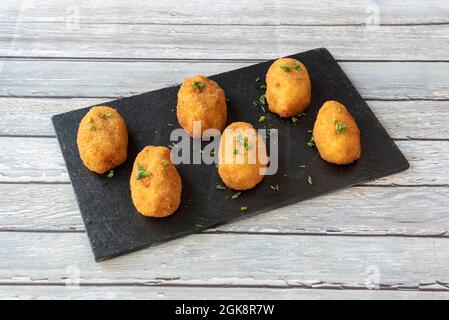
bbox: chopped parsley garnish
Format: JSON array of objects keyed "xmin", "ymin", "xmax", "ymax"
[
  {"xmin": 216, "ymin": 184, "xmax": 226, "ymax": 190},
  {"xmin": 240, "ymin": 206, "xmax": 248, "ymax": 212},
  {"xmin": 307, "ymin": 131, "xmax": 315, "ymax": 147},
  {"xmin": 243, "ymin": 137, "xmax": 251, "ymax": 149},
  {"xmin": 294, "ymin": 64, "xmax": 302, "ymax": 71},
  {"xmin": 168, "ymin": 143, "xmax": 178, "ymax": 149},
  {"xmin": 270, "ymin": 185, "xmax": 280, "ymax": 192},
  {"xmin": 260, "ymin": 84, "xmax": 266, "ymax": 89},
  {"xmin": 135, "ymin": 163, "xmax": 152, "ymax": 180},
  {"xmin": 307, "ymin": 136, "xmax": 314, "ymax": 148},
  {"xmin": 259, "ymin": 115, "xmax": 266, "ymax": 123},
  {"xmin": 88, "ymin": 117, "xmax": 95, "ymax": 131},
  {"xmin": 162, "ymin": 160, "xmax": 169, "ymax": 167},
  {"xmin": 107, "ymin": 170, "xmax": 114, "ymax": 178},
  {"xmin": 259, "ymin": 94, "xmax": 266, "ymax": 105},
  {"xmin": 192, "ymin": 80, "xmax": 204, "ymax": 91},
  {"xmin": 98, "ymin": 113, "xmax": 113, "ymax": 119},
  {"xmin": 255, "ymin": 77, "xmax": 260, "ymax": 82},
  {"xmin": 231, "ymin": 192, "xmax": 242, "ymax": 199},
  {"xmin": 291, "ymin": 116, "xmax": 298, "ymax": 124},
  {"xmin": 280, "ymin": 65, "xmax": 291, "ymax": 72},
  {"xmin": 266, "ymin": 128, "xmax": 274, "ymax": 137},
  {"xmin": 335, "ymin": 122, "xmax": 348, "ymax": 133},
  {"xmin": 307, "ymin": 176, "xmax": 313, "ymax": 185},
  {"xmin": 236, "ymin": 134, "xmax": 252, "ymax": 150}
]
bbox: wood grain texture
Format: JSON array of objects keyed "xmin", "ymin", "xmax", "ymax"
[
  {"xmin": 0, "ymin": 232, "xmax": 448, "ymax": 289},
  {"xmin": 2, "ymin": 0, "xmax": 448, "ymax": 25},
  {"xmin": 1, "ymin": 60, "xmax": 449, "ymax": 99},
  {"xmin": 2, "ymin": 23, "xmax": 449, "ymax": 61},
  {"xmin": 1, "ymin": 184, "xmax": 448, "ymax": 237},
  {"xmin": 0, "ymin": 137, "xmax": 444, "ymax": 185},
  {"xmin": 1, "ymin": 286, "xmax": 448, "ymax": 300},
  {"xmin": 1, "ymin": 98, "xmax": 448, "ymax": 139}
]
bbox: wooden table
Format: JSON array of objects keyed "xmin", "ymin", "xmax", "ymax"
[{"xmin": 1, "ymin": 0, "xmax": 449, "ymax": 300}]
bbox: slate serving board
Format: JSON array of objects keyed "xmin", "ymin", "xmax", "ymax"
[{"xmin": 52, "ymin": 48, "xmax": 409, "ymax": 261}]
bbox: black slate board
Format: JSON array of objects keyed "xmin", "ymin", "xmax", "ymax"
[{"xmin": 52, "ymin": 48, "xmax": 409, "ymax": 261}]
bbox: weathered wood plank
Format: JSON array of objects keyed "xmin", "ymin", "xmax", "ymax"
[
  {"xmin": 1, "ymin": 184, "xmax": 448, "ymax": 237},
  {"xmin": 1, "ymin": 98, "xmax": 448, "ymax": 139},
  {"xmin": 1, "ymin": 285, "xmax": 448, "ymax": 300},
  {"xmin": 2, "ymin": 23, "xmax": 449, "ymax": 61},
  {"xmin": 0, "ymin": 137, "xmax": 445, "ymax": 185},
  {"xmin": 1, "ymin": 60, "xmax": 448, "ymax": 99},
  {"xmin": 0, "ymin": 232, "xmax": 448, "ymax": 288},
  {"xmin": 2, "ymin": 0, "xmax": 448, "ymax": 25}
]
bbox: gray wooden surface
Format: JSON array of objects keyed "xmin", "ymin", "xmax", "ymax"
[{"xmin": 0, "ymin": 0, "xmax": 448, "ymax": 300}]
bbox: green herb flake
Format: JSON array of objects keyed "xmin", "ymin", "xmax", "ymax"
[
  {"xmin": 280, "ymin": 65, "xmax": 291, "ymax": 72},
  {"xmin": 291, "ymin": 116, "xmax": 298, "ymax": 125},
  {"xmin": 335, "ymin": 122, "xmax": 348, "ymax": 134},
  {"xmin": 168, "ymin": 143, "xmax": 178, "ymax": 149},
  {"xmin": 99, "ymin": 113, "xmax": 113, "ymax": 119},
  {"xmin": 107, "ymin": 170, "xmax": 114, "ymax": 178},
  {"xmin": 307, "ymin": 131, "xmax": 315, "ymax": 148},
  {"xmin": 259, "ymin": 115, "xmax": 266, "ymax": 123},
  {"xmin": 270, "ymin": 185, "xmax": 280, "ymax": 192},
  {"xmin": 162, "ymin": 160, "xmax": 169, "ymax": 167},
  {"xmin": 87, "ymin": 117, "xmax": 96, "ymax": 131},
  {"xmin": 240, "ymin": 206, "xmax": 248, "ymax": 212},
  {"xmin": 259, "ymin": 94, "xmax": 266, "ymax": 105},
  {"xmin": 216, "ymin": 184, "xmax": 226, "ymax": 190},
  {"xmin": 243, "ymin": 136, "xmax": 251, "ymax": 150},
  {"xmin": 294, "ymin": 64, "xmax": 302, "ymax": 71},
  {"xmin": 255, "ymin": 77, "xmax": 260, "ymax": 82},
  {"xmin": 226, "ymin": 97, "xmax": 230, "ymax": 102},
  {"xmin": 192, "ymin": 80, "xmax": 205, "ymax": 91},
  {"xmin": 231, "ymin": 192, "xmax": 242, "ymax": 199},
  {"xmin": 260, "ymin": 84, "xmax": 266, "ymax": 89},
  {"xmin": 307, "ymin": 176, "xmax": 313, "ymax": 185},
  {"xmin": 135, "ymin": 163, "xmax": 152, "ymax": 181}
]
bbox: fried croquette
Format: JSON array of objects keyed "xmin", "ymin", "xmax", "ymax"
[
  {"xmin": 266, "ymin": 57, "xmax": 311, "ymax": 117},
  {"xmin": 313, "ymin": 101, "xmax": 361, "ymax": 165},
  {"xmin": 77, "ymin": 106, "xmax": 128, "ymax": 174},
  {"xmin": 218, "ymin": 122, "xmax": 267, "ymax": 190},
  {"xmin": 130, "ymin": 146, "xmax": 182, "ymax": 217},
  {"xmin": 177, "ymin": 75, "xmax": 227, "ymax": 138}
]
